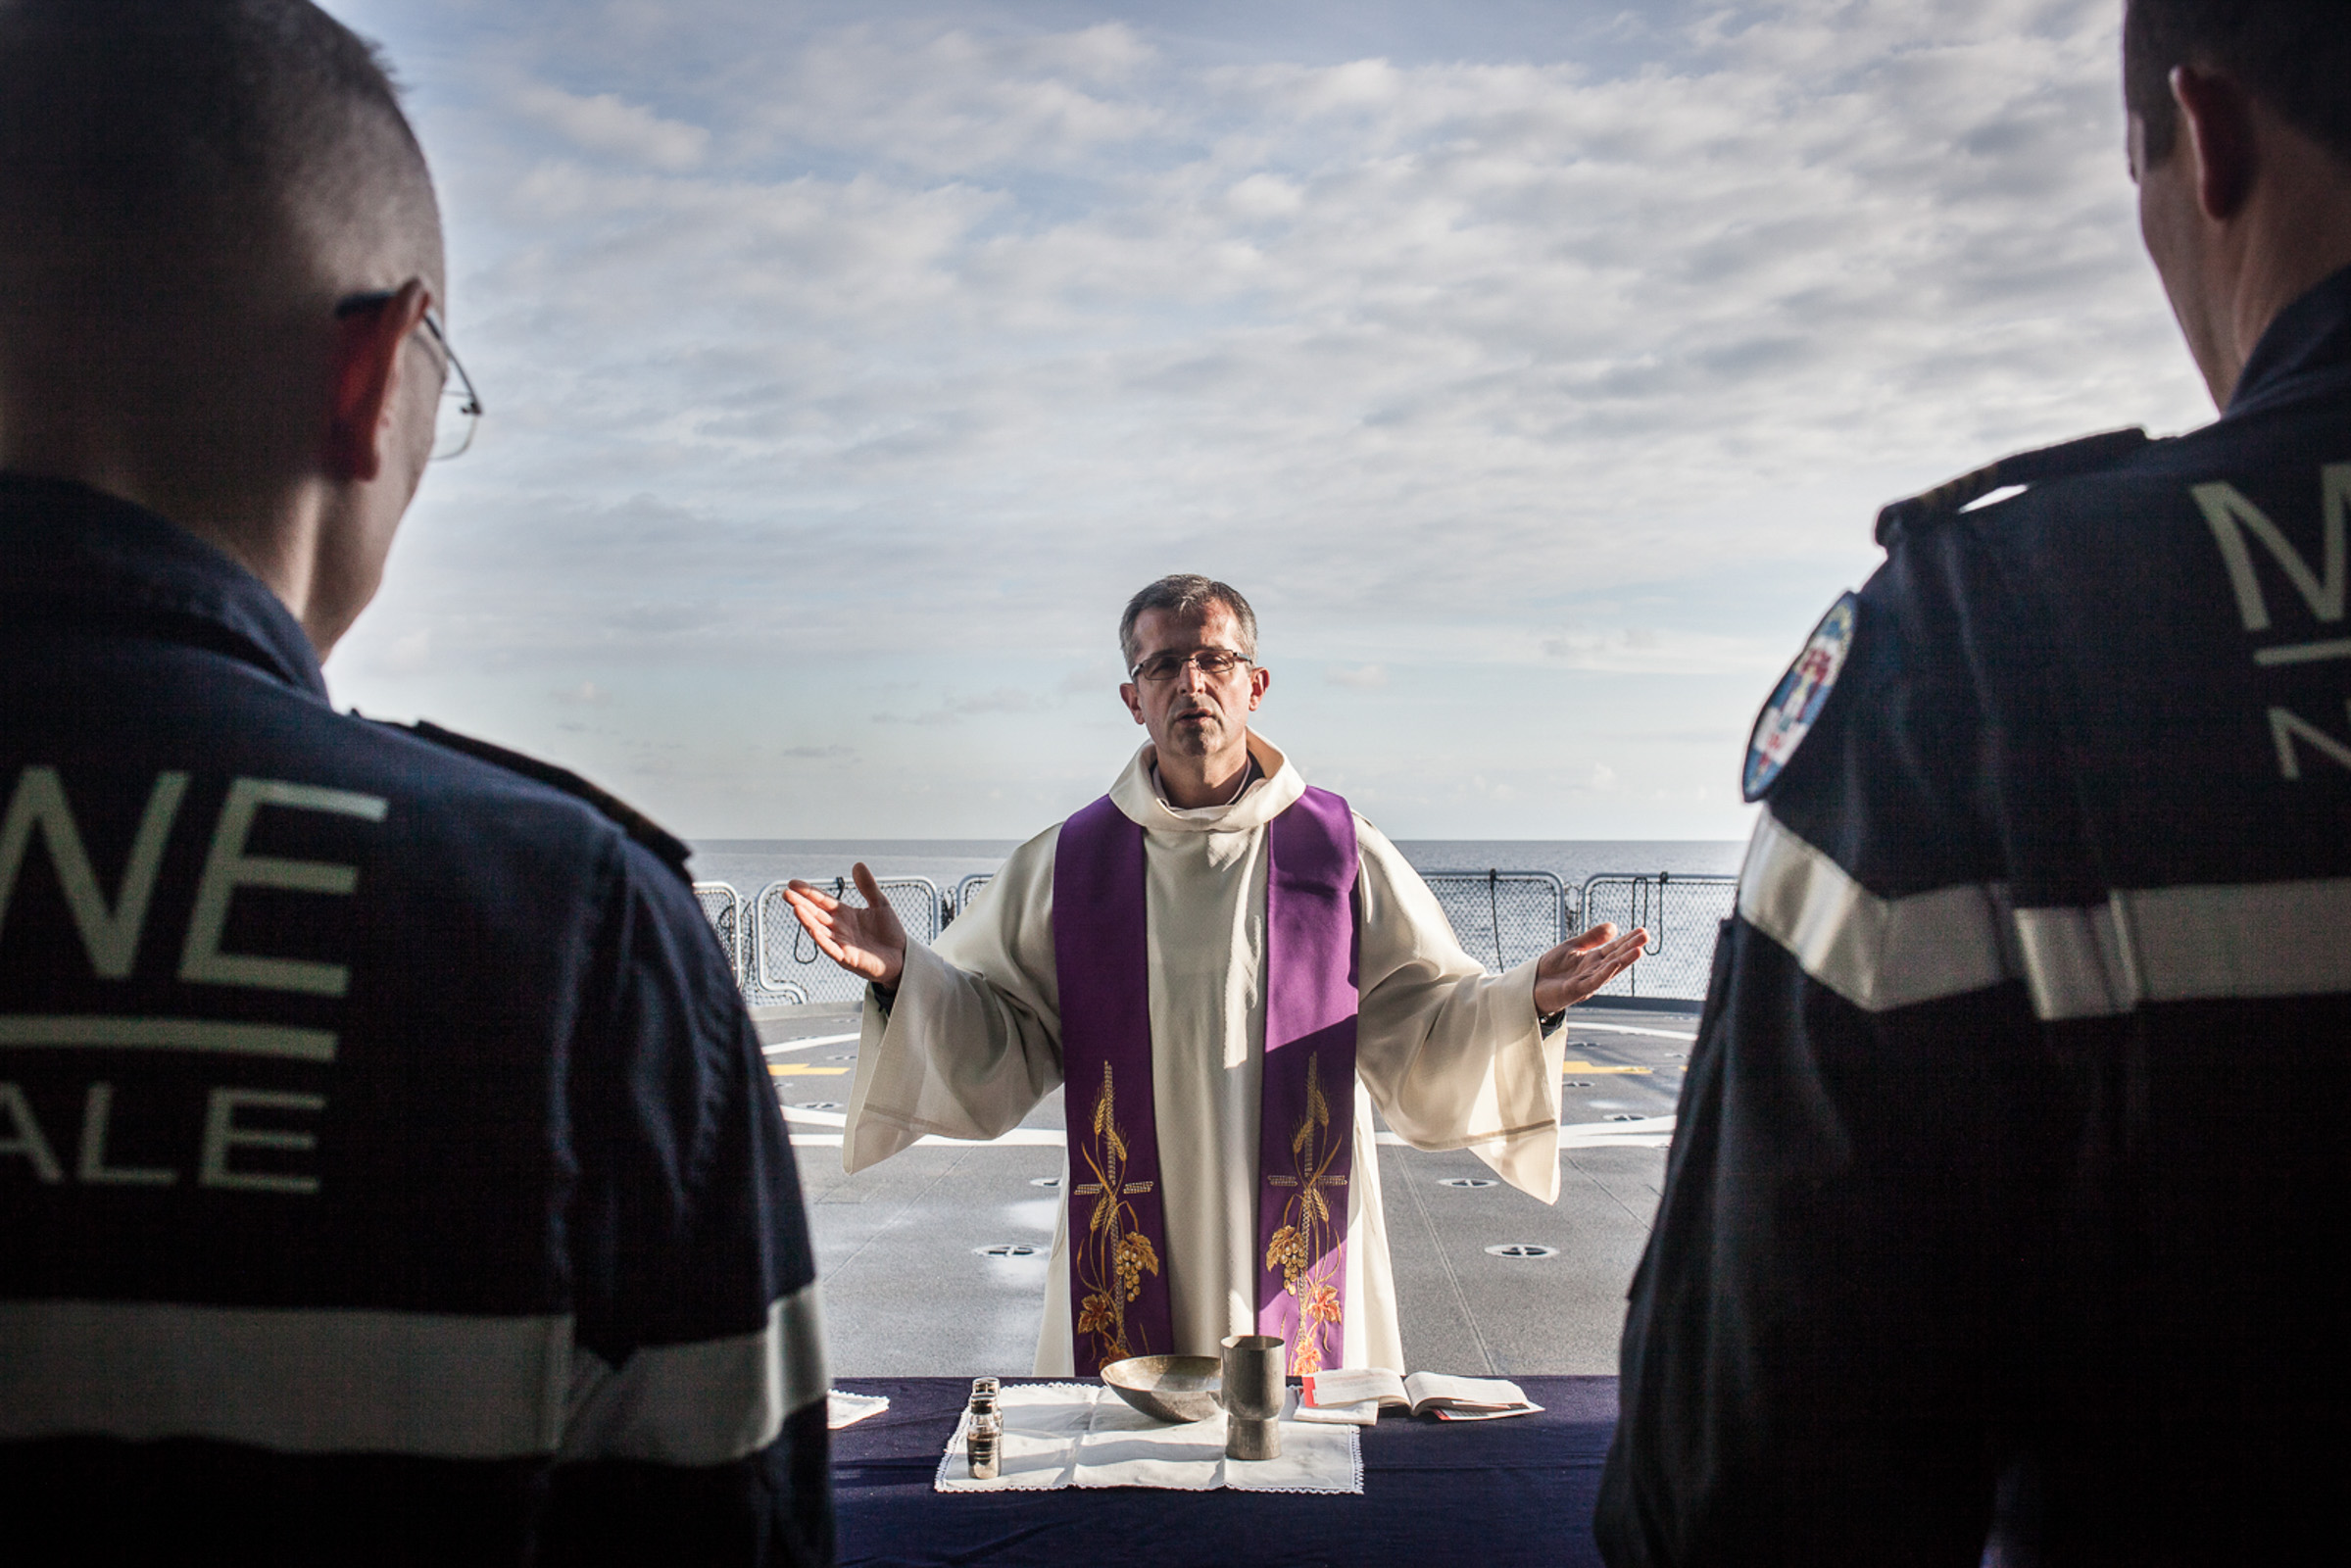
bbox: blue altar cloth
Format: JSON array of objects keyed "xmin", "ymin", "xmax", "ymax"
[{"xmin": 831, "ymin": 1374, "xmax": 1617, "ymax": 1566}]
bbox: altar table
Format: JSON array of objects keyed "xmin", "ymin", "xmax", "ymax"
[{"xmin": 830, "ymin": 1374, "xmax": 1618, "ymax": 1567}]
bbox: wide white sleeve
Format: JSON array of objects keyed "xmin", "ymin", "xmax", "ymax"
[
  {"xmin": 1349, "ymin": 817, "xmax": 1564, "ymax": 1202},
  {"xmin": 839, "ymin": 825, "xmax": 1067, "ymax": 1172}
]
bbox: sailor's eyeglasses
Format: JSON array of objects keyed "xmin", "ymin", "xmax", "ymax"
[
  {"xmin": 333, "ymin": 290, "xmax": 485, "ymax": 461},
  {"xmin": 1130, "ymin": 649, "xmax": 1252, "ymax": 685}
]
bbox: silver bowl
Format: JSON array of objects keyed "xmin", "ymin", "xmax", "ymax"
[{"xmin": 1101, "ymin": 1354, "xmax": 1222, "ymax": 1423}]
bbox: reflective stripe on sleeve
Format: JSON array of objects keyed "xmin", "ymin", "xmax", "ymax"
[
  {"xmin": 560, "ymin": 1280, "xmax": 828, "ymax": 1465},
  {"xmin": 2010, "ymin": 905, "xmax": 2136, "ymax": 1019},
  {"xmin": 1736, "ymin": 808, "xmax": 2015, "ymax": 1012},
  {"xmin": 0, "ymin": 1299, "xmax": 569, "ymax": 1457},
  {"xmin": 2018, "ymin": 879, "xmax": 2351, "ymax": 1018},
  {"xmin": 1739, "ymin": 809, "xmax": 2351, "ymax": 1019},
  {"xmin": 0, "ymin": 1284, "xmax": 828, "ymax": 1466}
]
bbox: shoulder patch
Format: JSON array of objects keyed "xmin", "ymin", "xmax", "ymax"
[
  {"xmin": 1743, "ymin": 592, "xmax": 1857, "ymax": 802},
  {"xmin": 382, "ymin": 717, "xmax": 695, "ymax": 884},
  {"xmin": 1874, "ymin": 425, "xmax": 2149, "ymax": 545}
]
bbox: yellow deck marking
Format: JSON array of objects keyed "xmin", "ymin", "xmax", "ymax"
[
  {"xmin": 768, "ymin": 1064, "xmax": 852, "ymax": 1077},
  {"xmin": 1562, "ymin": 1060, "xmax": 1653, "ymax": 1075}
]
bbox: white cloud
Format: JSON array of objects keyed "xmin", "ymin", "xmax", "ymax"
[
  {"xmin": 872, "ymin": 687, "xmax": 1056, "ymax": 724},
  {"xmin": 1539, "ymin": 627, "xmax": 1770, "ymax": 674},
  {"xmin": 515, "ymin": 83, "xmax": 710, "ymax": 170},
  {"xmin": 385, "ymin": 627, "xmax": 431, "ymax": 672},
  {"xmin": 1226, "ymin": 172, "xmax": 1303, "ymax": 217},
  {"xmin": 742, "ymin": 22, "xmax": 1163, "ymax": 173},
  {"xmin": 324, "ymin": 0, "xmax": 2211, "ymax": 836},
  {"xmin": 1325, "ymin": 663, "xmax": 1387, "ymax": 689}
]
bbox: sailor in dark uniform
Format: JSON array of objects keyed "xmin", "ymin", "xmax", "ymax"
[
  {"xmin": 1598, "ymin": 4, "xmax": 2351, "ymax": 1563},
  {"xmin": 0, "ymin": 5, "xmax": 828, "ymax": 1563}
]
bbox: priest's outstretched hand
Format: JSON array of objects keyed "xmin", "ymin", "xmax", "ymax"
[
  {"xmin": 783, "ymin": 862, "xmax": 907, "ymax": 990},
  {"xmin": 1532, "ymin": 922, "xmax": 1651, "ymax": 1015}
]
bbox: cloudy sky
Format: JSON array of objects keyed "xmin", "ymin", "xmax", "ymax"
[{"xmin": 323, "ymin": 0, "xmax": 2211, "ymax": 841}]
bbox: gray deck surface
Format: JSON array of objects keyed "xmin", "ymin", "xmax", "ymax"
[{"xmin": 759, "ymin": 1002, "xmax": 1689, "ymax": 1378}]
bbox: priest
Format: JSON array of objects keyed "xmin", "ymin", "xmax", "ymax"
[{"xmin": 785, "ymin": 575, "xmax": 1648, "ymax": 1376}]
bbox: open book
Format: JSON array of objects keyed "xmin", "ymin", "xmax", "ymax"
[{"xmin": 1297, "ymin": 1369, "xmax": 1542, "ymax": 1425}]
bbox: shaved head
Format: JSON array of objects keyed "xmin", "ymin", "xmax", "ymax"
[
  {"xmin": 0, "ymin": 0, "xmax": 442, "ymax": 502},
  {"xmin": 0, "ymin": 0, "xmax": 438, "ymax": 293},
  {"xmin": 2125, "ymin": 0, "xmax": 2351, "ymax": 167}
]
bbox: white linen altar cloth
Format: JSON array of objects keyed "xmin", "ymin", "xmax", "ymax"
[{"xmin": 933, "ymin": 1384, "xmax": 1362, "ymax": 1494}]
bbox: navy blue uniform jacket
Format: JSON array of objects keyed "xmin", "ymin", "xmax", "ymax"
[
  {"xmin": 0, "ymin": 478, "xmax": 832, "ymax": 1566},
  {"xmin": 1599, "ymin": 268, "xmax": 2351, "ymax": 1567}
]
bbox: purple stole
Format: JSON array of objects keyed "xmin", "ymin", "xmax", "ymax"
[{"xmin": 1053, "ymin": 785, "xmax": 1360, "ymax": 1378}]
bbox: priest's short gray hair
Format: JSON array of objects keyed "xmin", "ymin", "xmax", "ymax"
[{"xmin": 1119, "ymin": 575, "xmax": 1259, "ymax": 669}]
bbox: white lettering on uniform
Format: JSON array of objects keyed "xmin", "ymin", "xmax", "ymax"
[
  {"xmin": 0, "ymin": 1082, "xmax": 64, "ymax": 1182},
  {"xmin": 76, "ymin": 1082, "xmax": 175, "ymax": 1186},
  {"xmin": 2270, "ymin": 702, "xmax": 2351, "ymax": 779},
  {"xmin": 199, "ymin": 1087, "xmax": 324, "ymax": 1194},
  {"xmin": 0, "ymin": 767, "xmax": 188, "ymax": 978},
  {"xmin": 178, "ymin": 778, "xmax": 386, "ymax": 997},
  {"xmin": 2197, "ymin": 466, "xmax": 2350, "ymax": 632}
]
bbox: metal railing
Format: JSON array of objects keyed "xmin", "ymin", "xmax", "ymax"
[
  {"xmin": 955, "ymin": 873, "xmax": 995, "ymax": 919},
  {"xmin": 693, "ymin": 882, "xmax": 742, "ymax": 976},
  {"xmin": 754, "ymin": 875, "xmax": 949, "ymax": 1004},
  {"xmin": 1415, "ymin": 869, "xmax": 1569, "ymax": 975},
  {"xmin": 719, "ymin": 865, "xmax": 1738, "ymax": 1010},
  {"xmin": 955, "ymin": 866, "xmax": 1572, "ymax": 982},
  {"xmin": 1578, "ymin": 872, "xmax": 1738, "ymax": 1005},
  {"xmin": 692, "ymin": 881, "xmax": 808, "ymax": 1004}
]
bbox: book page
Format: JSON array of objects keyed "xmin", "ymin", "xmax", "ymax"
[
  {"xmin": 1432, "ymin": 1402, "xmax": 1543, "ymax": 1422},
  {"xmin": 1302, "ymin": 1368, "xmax": 1409, "ymax": 1409},
  {"xmin": 1400, "ymin": 1372, "xmax": 1532, "ymax": 1412}
]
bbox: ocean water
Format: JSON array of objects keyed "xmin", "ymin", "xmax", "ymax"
[{"xmin": 685, "ymin": 838, "xmax": 1748, "ymax": 900}]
